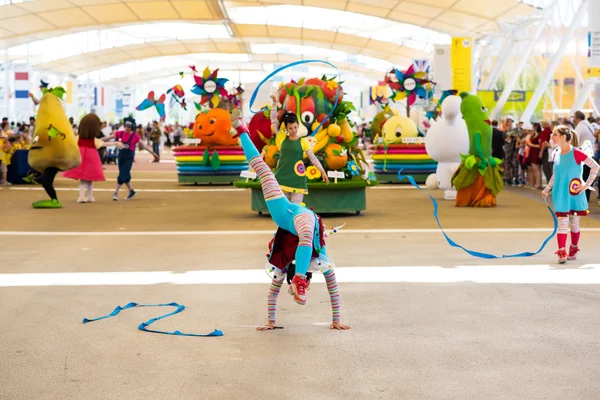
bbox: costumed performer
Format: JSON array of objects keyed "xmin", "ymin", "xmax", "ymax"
[
  {"xmin": 61, "ymin": 113, "xmax": 124, "ymax": 203},
  {"xmin": 102, "ymin": 117, "xmax": 159, "ymax": 201},
  {"xmin": 231, "ymin": 108, "xmax": 349, "ymax": 330},
  {"xmin": 28, "ymin": 86, "xmax": 81, "ymax": 209},
  {"xmin": 450, "ymin": 92, "xmax": 504, "ymax": 207},
  {"xmin": 269, "ymin": 94, "xmax": 328, "ymax": 204},
  {"xmin": 541, "ymin": 125, "xmax": 599, "ymax": 264}
]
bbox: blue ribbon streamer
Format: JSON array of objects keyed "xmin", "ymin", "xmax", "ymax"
[
  {"xmin": 398, "ymin": 171, "xmax": 558, "ymax": 259},
  {"xmin": 82, "ymin": 302, "xmax": 223, "ymax": 337},
  {"xmin": 248, "ymin": 59, "xmax": 340, "ymax": 137}
]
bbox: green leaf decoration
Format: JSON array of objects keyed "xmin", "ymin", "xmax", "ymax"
[
  {"xmin": 50, "ymin": 87, "xmax": 66, "ymax": 99},
  {"xmin": 465, "ymin": 155, "xmax": 477, "ymax": 170},
  {"xmin": 202, "ymin": 148, "xmax": 210, "ymax": 166},
  {"xmin": 194, "ymin": 102, "xmax": 202, "ymax": 111},
  {"xmin": 332, "ymin": 149, "xmax": 341, "ymax": 156},
  {"xmin": 211, "ymin": 150, "xmax": 221, "ymax": 170},
  {"xmin": 305, "ymin": 86, "xmax": 314, "ymax": 96},
  {"xmin": 48, "ymin": 126, "xmax": 59, "ymax": 139}
]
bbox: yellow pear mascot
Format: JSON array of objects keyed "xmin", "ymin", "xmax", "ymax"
[{"xmin": 28, "ymin": 87, "xmax": 81, "ymax": 208}]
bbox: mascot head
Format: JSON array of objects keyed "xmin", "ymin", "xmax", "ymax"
[
  {"xmin": 193, "ymin": 108, "xmax": 238, "ymax": 146},
  {"xmin": 440, "ymin": 95, "xmax": 462, "ymax": 121},
  {"xmin": 277, "ymin": 78, "xmax": 343, "ymax": 137},
  {"xmin": 459, "ymin": 92, "xmax": 491, "ymax": 133},
  {"xmin": 382, "ymin": 115, "xmax": 419, "ymax": 145},
  {"xmin": 28, "ymin": 87, "xmax": 80, "ymax": 172}
]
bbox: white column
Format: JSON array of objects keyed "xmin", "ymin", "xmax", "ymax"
[
  {"xmin": 3, "ymin": 49, "xmax": 9, "ymax": 118},
  {"xmin": 483, "ymin": 37, "xmax": 515, "ymax": 90},
  {"xmin": 520, "ymin": 0, "xmax": 588, "ymax": 123},
  {"xmin": 490, "ymin": 4, "xmax": 555, "ymax": 119}
]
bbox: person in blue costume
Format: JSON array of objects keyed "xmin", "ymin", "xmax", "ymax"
[
  {"xmin": 542, "ymin": 125, "xmax": 599, "ymax": 264},
  {"xmin": 230, "ymin": 109, "xmax": 350, "ymax": 330}
]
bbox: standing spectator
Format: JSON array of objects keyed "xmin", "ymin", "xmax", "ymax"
[
  {"xmin": 491, "ymin": 120, "xmax": 506, "ymax": 161},
  {"xmin": 150, "ymin": 121, "xmax": 162, "ymax": 163},
  {"xmin": 573, "ymin": 111, "xmax": 596, "ymax": 202},
  {"xmin": 97, "ymin": 122, "xmax": 107, "ymax": 165},
  {"xmin": 539, "ymin": 120, "xmax": 553, "ymax": 184},
  {"xmin": 173, "ymin": 122, "xmax": 183, "ymax": 147},
  {"xmin": 503, "ymin": 117, "xmax": 518, "ymax": 186},
  {"xmin": 527, "ymin": 123, "xmax": 542, "ymax": 189}
]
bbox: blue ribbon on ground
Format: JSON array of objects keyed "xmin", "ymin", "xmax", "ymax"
[
  {"xmin": 398, "ymin": 171, "xmax": 558, "ymax": 259},
  {"xmin": 248, "ymin": 59, "xmax": 340, "ymax": 137},
  {"xmin": 82, "ymin": 302, "xmax": 223, "ymax": 337}
]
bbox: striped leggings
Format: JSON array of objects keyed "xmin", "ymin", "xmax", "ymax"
[
  {"xmin": 285, "ymin": 192, "xmax": 304, "ymax": 204},
  {"xmin": 557, "ymin": 215, "xmax": 580, "ymax": 249},
  {"xmin": 242, "ymin": 132, "xmax": 315, "ymax": 276},
  {"xmin": 267, "ymin": 269, "xmax": 341, "ymax": 323}
]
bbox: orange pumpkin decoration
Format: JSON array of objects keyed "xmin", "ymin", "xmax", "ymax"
[
  {"xmin": 262, "ymin": 144, "xmax": 279, "ymax": 169},
  {"xmin": 193, "ymin": 108, "xmax": 238, "ymax": 147},
  {"xmin": 324, "ymin": 143, "xmax": 348, "ymax": 170}
]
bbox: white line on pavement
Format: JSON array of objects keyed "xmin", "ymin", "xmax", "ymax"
[
  {"xmin": 1, "ymin": 265, "xmax": 600, "ymax": 287},
  {"xmin": 0, "ymin": 227, "xmax": 592, "ymax": 236}
]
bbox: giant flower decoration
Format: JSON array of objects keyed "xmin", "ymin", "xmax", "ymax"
[
  {"xmin": 346, "ymin": 160, "xmax": 360, "ymax": 176},
  {"xmin": 385, "ymin": 64, "xmax": 434, "ymax": 106},
  {"xmin": 190, "ymin": 67, "xmax": 229, "ymax": 108},
  {"xmin": 306, "ymin": 165, "xmax": 322, "ymax": 180}
]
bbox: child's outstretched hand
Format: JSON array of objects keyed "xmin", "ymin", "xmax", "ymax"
[{"xmin": 330, "ymin": 322, "xmax": 351, "ymax": 330}]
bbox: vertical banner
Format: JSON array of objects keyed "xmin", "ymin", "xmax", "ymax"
[
  {"xmin": 14, "ymin": 72, "xmax": 29, "ymax": 100},
  {"xmin": 122, "ymin": 92, "xmax": 131, "ymax": 116},
  {"xmin": 65, "ymin": 81, "xmax": 73, "ymax": 104},
  {"xmin": 14, "ymin": 71, "xmax": 30, "ymax": 118},
  {"xmin": 115, "ymin": 91, "xmax": 123, "ymax": 116},
  {"xmin": 451, "ymin": 37, "xmax": 472, "ymax": 93},
  {"xmin": 588, "ymin": 0, "xmax": 600, "ymax": 77},
  {"xmin": 433, "ymin": 45, "xmax": 451, "ymax": 92}
]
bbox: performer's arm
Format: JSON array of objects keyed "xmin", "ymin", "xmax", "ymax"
[
  {"xmin": 305, "ymin": 147, "xmax": 328, "ymax": 183},
  {"xmin": 542, "ymin": 174, "xmax": 554, "ymax": 198},
  {"xmin": 323, "ymin": 269, "xmax": 350, "ymax": 330},
  {"xmin": 575, "ymin": 149, "xmax": 600, "ymax": 190},
  {"xmin": 270, "ymin": 95, "xmax": 279, "ymax": 134}
]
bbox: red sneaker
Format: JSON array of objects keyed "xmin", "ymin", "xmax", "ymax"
[
  {"xmin": 556, "ymin": 248, "xmax": 567, "ymax": 264},
  {"xmin": 567, "ymin": 245, "xmax": 579, "ymax": 261},
  {"xmin": 288, "ymin": 275, "xmax": 309, "ymax": 305}
]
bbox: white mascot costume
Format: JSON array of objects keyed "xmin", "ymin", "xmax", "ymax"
[{"xmin": 424, "ymin": 95, "xmax": 469, "ymax": 200}]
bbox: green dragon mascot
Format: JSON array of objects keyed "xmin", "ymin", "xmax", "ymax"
[{"xmin": 451, "ymin": 92, "xmax": 503, "ymax": 207}]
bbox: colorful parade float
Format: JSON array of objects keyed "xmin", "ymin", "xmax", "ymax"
[
  {"xmin": 173, "ymin": 67, "xmax": 249, "ymax": 184},
  {"xmin": 369, "ymin": 64, "xmax": 438, "ymax": 184},
  {"xmin": 234, "ymin": 76, "xmax": 376, "ymax": 214}
]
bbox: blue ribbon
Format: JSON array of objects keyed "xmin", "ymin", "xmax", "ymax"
[
  {"xmin": 398, "ymin": 172, "xmax": 558, "ymax": 259},
  {"xmin": 248, "ymin": 59, "xmax": 340, "ymax": 137},
  {"xmin": 82, "ymin": 302, "xmax": 223, "ymax": 337}
]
